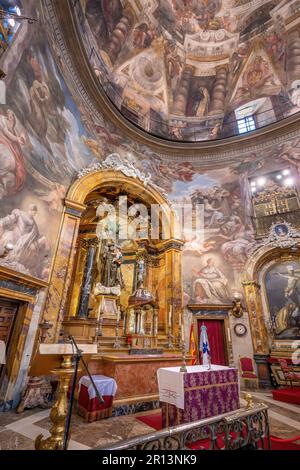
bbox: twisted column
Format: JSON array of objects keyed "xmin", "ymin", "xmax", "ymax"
[
  {"xmin": 107, "ymin": 11, "xmax": 134, "ymax": 64},
  {"xmin": 208, "ymin": 65, "xmax": 228, "ymax": 115},
  {"xmin": 172, "ymin": 66, "xmax": 194, "ymax": 115},
  {"xmin": 286, "ymin": 29, "xmax": 300, "ymax": 82}
]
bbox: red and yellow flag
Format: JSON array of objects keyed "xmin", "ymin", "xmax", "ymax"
[{"xmin": 189, "ymin": 324, "xmax": 197, "ymax": 365}]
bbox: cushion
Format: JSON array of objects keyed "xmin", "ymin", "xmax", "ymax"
[
  {"xmin": 240, "ymin": 357, "xmax": 254, "ymax": 373},
  {"xmin": 241, "ymin": 372, "xmax": 257, "ymax": 379}
]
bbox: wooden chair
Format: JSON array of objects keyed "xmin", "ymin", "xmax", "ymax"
[
  {"xmin": 278, "ymin": 358, "xmax": 300, "ymax": 388},
  {"xmin": 239, "ymin": 356, "xmax": 259, "ymax": 390}
]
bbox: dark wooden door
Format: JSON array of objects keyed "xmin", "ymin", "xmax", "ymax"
[{"xmin": 0, "ymin": 298, "xmax": 19, "ymax": 345}]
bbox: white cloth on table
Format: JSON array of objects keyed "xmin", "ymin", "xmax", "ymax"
[
  {"xmin": 79, "ymin": 375, "xmax": 117, "ymax": 400},
  {"xmin": 157, "ymin": 365, "xmax": 233, "ymax": 410},
  {"xmin": 0, "ymin": 340, "xmax": 6, "ymax": 364}
]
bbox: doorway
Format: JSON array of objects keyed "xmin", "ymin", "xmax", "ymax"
[
  {"xmin": 0, "ymin": 298, "xmax": 20, "ymax": 386},
  {"xmin": 197, "ymin": 318, "xmax": 228, "ymax": 366}
]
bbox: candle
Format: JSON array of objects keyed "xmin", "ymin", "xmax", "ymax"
[
  {"xmin": 97, "ymin": 296, "xmax": 103, "ymax": 321},
  {"xmin": 181, "ymin": 316, "xmax": 185, "ymax": 344},
  {"xmin": 227, "ymin": 327, "xmax": 231, "ymax": 342},
  {"xmin": 169, "ymin": 306, "xmax": 172, "ymax": 328}
]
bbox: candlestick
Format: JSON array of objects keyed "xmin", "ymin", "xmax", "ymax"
[
  {"xmin": 180, "ymin": 313, "xmax": 187, "ymax": 372},
  {"xmin": 168, "ymin": 306, "xmax": 172, "ymax": 328}
]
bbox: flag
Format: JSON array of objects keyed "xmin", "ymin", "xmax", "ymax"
[
  {"xmin": 189, "ymin": 324, "xmax": 197, "ymax": 365},
  {"xmin": 200, "ymin": 325, "xmax": 210, "ymax": 366}
]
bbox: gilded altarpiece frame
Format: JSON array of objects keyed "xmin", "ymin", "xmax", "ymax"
[
  {"xmin": 243, "ymin": 244, "xmax": 300, "ymax": 387},
  {"xmin": 41, "ymin": 170, "xmax": 184, "ymax": 347}
]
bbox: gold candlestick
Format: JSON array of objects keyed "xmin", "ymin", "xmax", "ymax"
[{"xmin": 35, "ymin": 355, "xmax": 76, "ymax": 450}]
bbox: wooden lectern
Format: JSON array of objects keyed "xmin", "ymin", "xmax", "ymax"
[{"xmin": 30, "ymin": 343, "xmax": 97, "ymax": 450}]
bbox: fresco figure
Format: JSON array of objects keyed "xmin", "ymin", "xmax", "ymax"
[
  {"xmin": 0, "ymin": 109, "xmax": 26, "ymax": 199},
  {"xmin": 0, "ymin": 205, "xmax": 49, "ymax": 279},
  {"xmin": 193, "ymin": 258, "xmax": 231, "ymax": 304}
]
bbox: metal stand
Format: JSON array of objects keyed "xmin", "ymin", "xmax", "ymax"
[{"xmin": 63, "ymin": 336, "xmax": 104, "ymax": 450}]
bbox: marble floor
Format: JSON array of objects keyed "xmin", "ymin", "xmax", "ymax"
[{"xmin": 0, "ymin": 392, "xmax": 299, "ymax": 450}]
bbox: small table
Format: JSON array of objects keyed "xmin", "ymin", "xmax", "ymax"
[
  {"xmin": 77, "ymin": 375, "xmax": 117, "ymax": 422},
  {"xmin": 157, "ymin": 365, "xmax": 240, "ymax": 427}
]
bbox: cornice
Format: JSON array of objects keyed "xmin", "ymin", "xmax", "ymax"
[{"xmin": 44, "ymin": 0, "xmax": 300, "ymax": 165}]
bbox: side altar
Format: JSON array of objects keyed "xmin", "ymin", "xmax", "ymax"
[{"xmin": 59, "ymin": 171, "xmax": 186, "ymax": 408}]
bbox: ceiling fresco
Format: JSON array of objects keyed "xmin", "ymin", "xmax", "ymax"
[{"xmin": 77, "ymin": 0, "xmax": 300, "ymax": 141}]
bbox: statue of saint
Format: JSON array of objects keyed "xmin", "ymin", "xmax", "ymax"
[{"xmin": 101, "ymin": 242, "xmax": 124, "ymax": 288}]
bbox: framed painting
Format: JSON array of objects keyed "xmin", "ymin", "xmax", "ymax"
[{"xmin": 265, "ymin": 260, "xmax": 300, "ymax": 340}]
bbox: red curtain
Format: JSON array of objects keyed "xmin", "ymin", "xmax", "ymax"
[{"xmin": 197, "ymin": 319, "xmax": 227, "ymax": 366}]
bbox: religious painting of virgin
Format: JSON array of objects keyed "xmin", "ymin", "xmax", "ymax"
[
  {"xmin": 274, "ymin": 223, "xmax": 289, "ymax": 238},
  {"xmin": 265, "ymin": 260, "xmax": 300, "ymax": 340}
]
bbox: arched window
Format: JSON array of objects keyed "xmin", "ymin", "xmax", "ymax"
[{"xmin": 0, "ymin": 2, "xmax": 22, "ymax": 57}]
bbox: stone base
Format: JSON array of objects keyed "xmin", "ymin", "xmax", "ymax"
[{"xmin": 254, "ymin": 354, "xmax": 272, "ymax": 389}]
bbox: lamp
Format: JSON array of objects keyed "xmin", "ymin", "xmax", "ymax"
[
  {"xmin": 229, "ymin": 293, "xmax": 244, "ymax": 318},
  {"xmin": 0, "ymin": 9, "xmax": 37, "ymax": 25},
  {"xmin": 0, "ymin": 7, "xmax": 37, "ymax": 79}
]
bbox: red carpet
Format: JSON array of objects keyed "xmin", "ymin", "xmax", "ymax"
[
  {"xmin": 137, "ymin": 413, "xmax": 162, "ymax": 431},
  {"xmin": 137, "ymin": 412, "xmax": 300, "ymax": 450},
  {"xmin": 272, "ymin": 387, "xmax": 300, "ymax": 405}
]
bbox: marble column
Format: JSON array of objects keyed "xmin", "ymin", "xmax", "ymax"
[
  {"xmin": 243, "ymin": 280, "xmax": 272, "ymax": 388},
  {"xmin": 107, "ymin": 11, "xmax": 134, "ymax": 64},
  {"xmin": 77, "ymin": 238, "xmax": 98, "ymax": 319},
  {"xmin": 208, "ymin": 65, "xmax": 228, "ymax": 115},
  {"xmin": 286, "ymin": 29, "xmax": 300, "ymax": 82},
  {"xmin": 172, "ymin": 66, "xmax": 194, "ymax": 116}
]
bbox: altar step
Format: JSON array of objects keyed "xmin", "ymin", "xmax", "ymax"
[{"xmin": 97, "ymin": 335, "xmax": 129, "ymax": 352}]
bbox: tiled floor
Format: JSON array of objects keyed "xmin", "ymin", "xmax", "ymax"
[{"xmin": 0, "ymin": 392, "xmax": 299, "ymax": 450}]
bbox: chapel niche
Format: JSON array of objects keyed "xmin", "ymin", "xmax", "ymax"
[{"xmin": 62, "ymin": 176, "xmax": 183, "ymax": 353}]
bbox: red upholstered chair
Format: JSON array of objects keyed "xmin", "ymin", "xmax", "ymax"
[
  {"xmin": 278, "ymin": 358, "xmax": 300, "ymax": 388},
  {"xmin": 239, "ymin": 356, "xmax": 259, "ymax": 390}
]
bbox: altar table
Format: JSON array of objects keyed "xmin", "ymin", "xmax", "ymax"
[
  {"xmin": 77, "ymin": 375, "xmax": 117, "ymax": 422},
  {"xmin": 157, "ymin": 365, "xmax": 240, "ymax": 427}
]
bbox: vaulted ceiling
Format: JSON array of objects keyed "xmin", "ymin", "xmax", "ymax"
[{"xmin": 77, "ymin": 0, "xmax": 300, "ymax": 142}]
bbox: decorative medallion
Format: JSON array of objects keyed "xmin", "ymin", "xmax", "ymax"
[{"xmin": 250, "ymin": 221, "xmax": 300, "ymax": 253}]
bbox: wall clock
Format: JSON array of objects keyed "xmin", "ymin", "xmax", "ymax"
[{"xmin": 234, "ymin": 323, "xmax": 247, "ymax": 337}]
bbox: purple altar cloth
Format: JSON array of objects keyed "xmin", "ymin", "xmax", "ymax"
[{"xmin": 161, "ymin": 367, "xmax": 240, "ymax": 427}]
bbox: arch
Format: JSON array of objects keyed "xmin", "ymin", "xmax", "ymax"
[
  {"xmin": 44, "ymin": 169, "xmax": 183, "ymax": 340},
  {"xmin": 244, "ymin": 244, "xmax": 300, "ymax": 283},
  {"xmin": 65, "ymin": 169, "xmax": 177, "ymax": 239}
]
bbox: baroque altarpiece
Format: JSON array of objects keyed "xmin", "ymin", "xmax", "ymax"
[{"xmin": 61, "ymin": 165, "xmax": 184, "ymax": 358}]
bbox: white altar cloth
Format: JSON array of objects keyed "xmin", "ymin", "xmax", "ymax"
[
  {"xmin": 79, "ymin": 375, "xmax": 117, "ymax": 399},
  {"xmin": 157, "ymin": 365, "xmax": 233, "ymax": 410}
]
